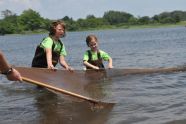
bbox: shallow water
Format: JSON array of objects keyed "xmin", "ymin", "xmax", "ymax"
[{"xmin": 1, "ymin": 26, "xmax": 186, "ymax": 124}]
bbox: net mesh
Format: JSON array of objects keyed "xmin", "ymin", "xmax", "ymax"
[{"xmin": 15, "ymin": 66, "xmax": 186, "ymax": 101}]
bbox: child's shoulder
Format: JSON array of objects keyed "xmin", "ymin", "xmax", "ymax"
[
  {"xmin": 42, "ymin": 37, "xmax": 52, "ymax": 42},
  {"xmin": 99, "ymin": 49, "xmax": 107, "ymax": 54},
  {"xmin": 84, "ymin": 50, "xmax": 90, "ymax": 54}
]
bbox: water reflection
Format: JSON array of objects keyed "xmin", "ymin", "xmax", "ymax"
[
  {"xmin": 165, "ymin": 119, "xmax": 186, "ymax": 124},
  {"xmin": 35, "ymin": 89, "xmax": 114, "ymax": 124},
  {"xmin": 84, "ymin": 69, "xmax": 112, "ymax": 100}
]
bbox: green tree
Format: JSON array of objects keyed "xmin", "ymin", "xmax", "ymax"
[
  {"xmin": 128, "ymin": 17, "xmax": 138, "ymax": 25},
  {"xmin": 0, "ymin": 10, "xmax": 22, "ymax": 34},
  {"xmin": 138, "ymin": 16, "xmax": 150, "ymax": 24},
  {"xmin": 1, "ymin": 9, "xmax": 14, "ymax": 18},
  {"xmin": 171, "ymin": 11, "xmax": 186, "ymax": 21},
  {"xmin": 103, "ymin": 10, "xmax": 133, "ymax": 25},
  {"xmin": 18, "ymin": 9, "xmax": 46, "ymax": 31},
  {"xmin": 62, "ymin": 16, "xmax": 79, "ymax": 31},
  {"xmin": 152, "ymin": 15, "xmax": 160, "ymax": 23},
  {"xmin": 160, "ymin": 17, "xmax": 175, "ymax": 24},
  {"xmin": 86, "ymin": 15, "xmax": 96, "ymax": 19}
]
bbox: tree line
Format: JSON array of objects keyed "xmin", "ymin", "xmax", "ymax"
[{"xmin": 0, "ymin": 9, "xmax": 186, "ymax": 35}]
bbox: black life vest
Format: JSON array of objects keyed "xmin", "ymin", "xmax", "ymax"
[
  {"xmin": 32, "ymin": 38, "xmax": 63, "ymax": 68},
  {"xmin": 86, "ymin": 50, "xmax": 104, "ymax": 69}
]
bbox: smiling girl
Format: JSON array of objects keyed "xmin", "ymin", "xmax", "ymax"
[{"xmin": 83, "ymin": 35, "xmax": 113, "ymax": 70}]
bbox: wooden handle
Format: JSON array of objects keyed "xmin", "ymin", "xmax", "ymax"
[{"xmin": 22, "ymin": 77, "xmax": 102, "ymax": 104}]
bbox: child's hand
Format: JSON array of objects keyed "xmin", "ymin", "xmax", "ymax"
[
  {"xmin": 48, "ymin": 64, "xmax": 55, "ymax": 70},
  {"xmin": 66, "ymin": 66, "xmax": 74, "ymax": 72},
  {"xmin": 108, "ymin": 65, "xmax": 113, "ymax": 69},
  {"xmin": 94, "ymin": 66, "xmax": 99, "ymax": 70}
]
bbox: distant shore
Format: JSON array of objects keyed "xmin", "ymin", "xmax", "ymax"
[
  {"xmin": 79, "ymin": 21, "xmax": 186, "ymax": 31},
  {"xmin": 1, "ymin": 21, "xmax": 186, "ymax": 36}
]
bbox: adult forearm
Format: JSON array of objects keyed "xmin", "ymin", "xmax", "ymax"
[
  {"xmin": 0, "ymin": 51, "xmax": 22, "ymax": 81},
  {"xmin": 0, "ymin": 51, "xmax": 11, "ymax": 72}
]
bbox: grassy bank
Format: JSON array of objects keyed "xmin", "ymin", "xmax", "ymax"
[
  {"xmin": 74, "ymin": 21, "xmax": 186, "ymax": 33},
  {"xmin": 4, "ymin": 21, "xmax": 186, "ymax": 35},
  {"xmin": 128, "ymin": 21, "xmax": 186, "ymax": 29}
]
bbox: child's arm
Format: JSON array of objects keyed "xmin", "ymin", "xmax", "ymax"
[
  {"xmin": 59, "ymin": 55, "xmax": 73, "ymax": 71},
  {"xmin": 45, "ymin": 48, "xmax": 55, "ymax": 69},
  {"xmin": 83, "ymin": 61, "xmax": 99, "ymax": 70},
  {"xmin": 108, "ymin": 57, "xmax": 113, "ymax": 69},
  {"xmin": 101, "ymin": 51, "xmax": 113, "ymax": 69}
]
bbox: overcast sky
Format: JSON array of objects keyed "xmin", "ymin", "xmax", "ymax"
[{"xmin": 0, "ymin": 0, "xmax": 186, "ymax": 20}]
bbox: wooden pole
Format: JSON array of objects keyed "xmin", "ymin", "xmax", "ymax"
[{"xmin": 22, "ymin": 77, "xmax": 113, "ymax": 105}]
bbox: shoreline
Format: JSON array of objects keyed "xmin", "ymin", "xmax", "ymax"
[{"xmin": 1, "ymin": 22, "xmax": 186, "ymax": 36}]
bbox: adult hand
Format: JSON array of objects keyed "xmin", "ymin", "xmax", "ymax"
[{"xmin": 7, "ymin": 68, "xmax": 22, "ymax": 81}]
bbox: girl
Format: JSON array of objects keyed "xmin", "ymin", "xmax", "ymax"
[
  {"xmin": 32, "ymin": 20, "xmax": 72, "ymax": 71},
  {"xmin": 83, "ymin": 35, "xmax": 113, "ymax": 70}
]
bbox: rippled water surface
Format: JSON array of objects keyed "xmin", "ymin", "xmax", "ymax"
[{"xmin": 1, "ymin": 26, "xmax": 186, "ymax": 124}]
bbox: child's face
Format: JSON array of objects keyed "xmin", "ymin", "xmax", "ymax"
[
  {"xmin": 89, "ymin": 40, "xmax": 98, "ymax": 51},
  {"xmin": 54, "ymin": 24, "xmax": 65, "ymax": 39}
]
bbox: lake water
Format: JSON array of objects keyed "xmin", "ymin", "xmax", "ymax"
[{"xmin": 1, "ymin": 26, "xmax": 186, "ymax": 124}]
